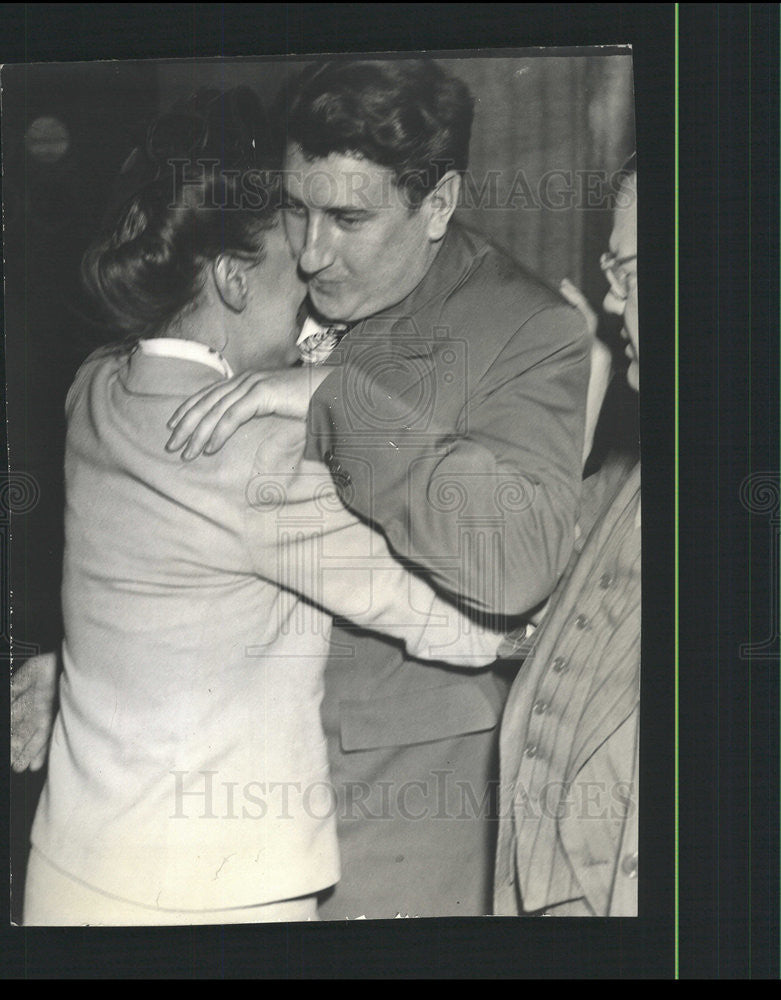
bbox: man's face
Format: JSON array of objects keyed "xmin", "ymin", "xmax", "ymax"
[
  {"xmin": 603, "ymin": 175, "xmax": 639, "ymax": 390},
  {"xmin": 282, "ymin": 145, "xmax": 444, "ymax": 322}
]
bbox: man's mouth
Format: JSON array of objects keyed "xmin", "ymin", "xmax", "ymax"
[{"xmin": 310, "ymin": 278, "xmax": 343, "ymax": 293}]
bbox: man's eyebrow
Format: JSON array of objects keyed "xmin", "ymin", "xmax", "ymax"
[
  {"xmin": 281, "ymin": 188, "xmax": 375, "ymax": 217},
  {"xmin": 327, "ymin": 205, "xmax": 374, "ymax": 218}
]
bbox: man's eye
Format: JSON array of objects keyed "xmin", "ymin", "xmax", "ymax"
[{"xmin": 336, "ymin": 214, "xmax": 365, "ymax": 228}]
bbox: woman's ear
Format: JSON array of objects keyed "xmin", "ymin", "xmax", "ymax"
[
  {"xmin": 423, "ymin": 171, "xmax": 461, "ymax": 241},
  {"xmin": 213, "ymin": 254, "xmax": 248, "ymax": 312}
]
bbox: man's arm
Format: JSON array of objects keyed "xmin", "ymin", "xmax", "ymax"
[{"xmin": 304, "ymin": 303, "xmax": 590, "ymax": 617}]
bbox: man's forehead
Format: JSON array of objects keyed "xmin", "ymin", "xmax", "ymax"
[{"xmin": 283, "ymin": 145, "xmax": 398, "ymax": 210}]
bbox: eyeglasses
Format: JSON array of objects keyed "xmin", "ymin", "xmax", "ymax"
[{"xmin": 600, "ymin": 252, "xmax": 637, "ymax": 301}]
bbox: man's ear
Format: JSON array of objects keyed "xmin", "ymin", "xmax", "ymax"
[
  {"xmin": 424, "ymin": 171, "xmax": 461, "ymax": 241},
  {"xmin": 212, "ymin": 254, "xmax": 248, "ymax": 312}
]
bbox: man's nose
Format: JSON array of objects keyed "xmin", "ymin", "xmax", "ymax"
[{"xmin": 298, "ymin": 215, "xmax": 335, "ymax": 275}]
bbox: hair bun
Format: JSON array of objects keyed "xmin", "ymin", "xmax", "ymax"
[
  {"xmin": 146, "ymin": 86, "xmax": 271, "ymax": 172},
  {"xmin": 84, "ymin": 87, "xmax": 279, "ymax": 341},
  {"xmin": 104, "ymin": 86, "xmax": 274, "ymax": 229}
]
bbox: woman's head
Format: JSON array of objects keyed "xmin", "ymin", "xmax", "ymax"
[{"xmin": 82, "ymin": 89, "xmax": 304, "ymax": 371}]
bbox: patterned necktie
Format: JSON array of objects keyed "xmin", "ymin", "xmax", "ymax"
[{"xmin": 296, "ymin": 316, "xmax": 349, "ymax": 366}]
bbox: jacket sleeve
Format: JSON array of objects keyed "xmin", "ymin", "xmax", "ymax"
[
  {"xmin": 305, "ymin": 303, "xmax": 590, "ymax": 617},
  {"xmin": 243, "ymin": 455, "xmax": 503, "ymax": 667}
]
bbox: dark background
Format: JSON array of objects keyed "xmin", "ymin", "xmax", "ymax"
[{"xmin": 0, "ymin": 2, "xmax": 777, "ymax": 980}]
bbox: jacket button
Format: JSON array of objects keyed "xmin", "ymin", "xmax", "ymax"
[
  {"xmin": 599, "ymin": 573, "xmax": 612, "ymax": 589},
  {"xmin": 533, "ymin": 700, "xmax": 548, "ymax": 715},
  {"xmin": 552, "ymin": 657, "xmax": 567, "ymax": 673},
  {"xmin": 621, "ymin": 852, "xmax": 638, "ymax": 878},
  {"xmin": 574, "ymin": 614, "xmax": 589, "ymax": 630},
  {"xmin": 524, "ymin": 743, "xmax": 538, "ymax": 758}
]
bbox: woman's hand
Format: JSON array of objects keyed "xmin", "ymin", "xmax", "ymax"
[
  {"xmin": 11, "ymin": 651, "xmax": 59, "ymax": 772},
  {"xmin": 166, "ymin": 366, "xmax": 333, "ymax": 460},
  {"xmin": 560, "ymin": 277, "xmax": 598, "ymax": 338}
]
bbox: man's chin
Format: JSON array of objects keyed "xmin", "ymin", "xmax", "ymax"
[
  {"xmin": 309, "ymin": 289, "xmax": 353, "ymax": 324},
  {"xmin": 309, "ymin": 287, "xmax": 392, "ymax": 325}
]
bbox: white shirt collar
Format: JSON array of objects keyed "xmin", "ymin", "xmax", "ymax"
[
  {"xmin": 296, "ymin": 316, "xmax": 322, "ymax": 348},
  {"xmin": 137, "ymin": 337, "xmax": 234, "ymax": 379},
  {"xmin": 296, "ymin": 316, "xmax": 348, "ymax": 347}
]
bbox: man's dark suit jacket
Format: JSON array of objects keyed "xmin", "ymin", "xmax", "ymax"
[{"xmin": 306, "ymin": 222, "xmax": 590, "ymax": 918}]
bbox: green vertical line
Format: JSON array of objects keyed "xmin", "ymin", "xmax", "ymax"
[{"xmin": 674, "ymin": 1, "xmax": 681, "ymax": 982}]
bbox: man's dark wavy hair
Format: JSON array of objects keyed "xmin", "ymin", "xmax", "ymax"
[{"xmin": 281, "ymin": 59, "xmax": 474, "ymax": 207}]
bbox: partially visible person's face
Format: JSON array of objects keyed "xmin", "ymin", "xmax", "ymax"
[
  {"xmin": 282, "ymin": 145, "xmax": 445, "ymax": 322},
  {"xmin": 603, "ymin": 174, "xmax": 638, "ymax": 391},
  {"xmin": 235, "ymin": 221, "xmax": 306, "ymax": 371}
]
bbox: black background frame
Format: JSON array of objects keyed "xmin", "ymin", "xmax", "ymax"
[{"xmin": 1, "ymin": 3, "xmax": 777, "ymax": 980}]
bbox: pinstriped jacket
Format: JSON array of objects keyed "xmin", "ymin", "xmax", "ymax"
[{"xmin": 494, "ymin": 459, "xmax": 641, "ymax": 917}]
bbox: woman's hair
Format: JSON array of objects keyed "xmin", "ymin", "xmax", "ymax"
[{"xmin": 82, "ymin": 88, "xmax": 281, "ymax": 338}]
